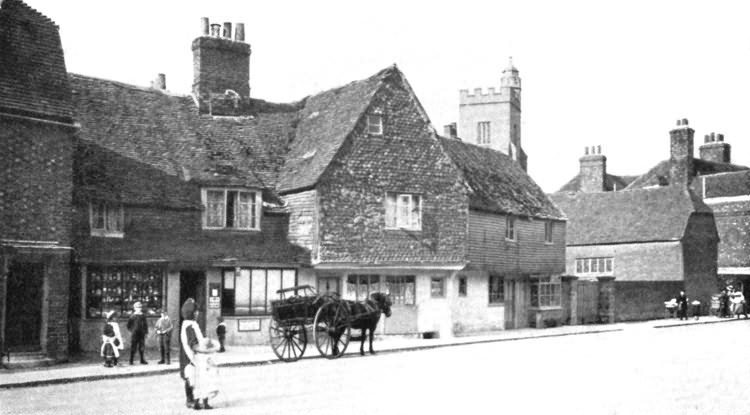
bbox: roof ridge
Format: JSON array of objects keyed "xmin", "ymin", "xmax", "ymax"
[{"xmin": 68, "ymin": 73, "xmax": 190, "ymax": 98}]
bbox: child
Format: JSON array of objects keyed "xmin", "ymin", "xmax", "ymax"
[
  {"xmin": 216, "ymin": 316, "xmax": 227, "ymax": 353},
  {"xmin": 192, "ymin": 337, "xmax": 220, "ymax": 407},
  {"xmin": 101, "ymin": 311, "xmax": 123, "ymax": 367},
  {"xmin": 155, "ymin": 311, "xmax": 173, "ymax": 364},
  {"xmin": 126, "ymin": 301, "xmax": 149, "ymax": 365}
]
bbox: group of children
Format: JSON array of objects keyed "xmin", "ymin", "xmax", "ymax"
[{"xmin": 100, "ymin": 304, "xmax": 228, "ymax": 368}]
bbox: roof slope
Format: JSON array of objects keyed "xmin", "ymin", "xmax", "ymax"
[
  {"xmin": 625, "ymin": 159, "xmax": 749, "ymax": 190},
  {"xmin": 439, "ymin": 136, "xmax": 565, "ymax": 220},
  {"xmin": 0, "ymin": 0, "xmax": 72, "ymax": 122},
  {"xmin": 550, "ymin": 186, "xmax": 711, "ymax": 245},
  {"xmin": 277, "ymin": 67, "xmax": 394, "ymax": 193},
  {"xmin": 557, "ymin": 173, "xmax": 637, "ymax": 193},
  {"xmin": 701, "ymin": 170, "xmax": 750, "ymax": 199},
  {"xmin": 70, "ymin": 74, "xmax": 298, "ymax": 203}
]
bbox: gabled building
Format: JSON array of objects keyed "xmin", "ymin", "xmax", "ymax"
[{"xmin": 0, "ymin": 0, "xmax": 77, "ymax": 362}]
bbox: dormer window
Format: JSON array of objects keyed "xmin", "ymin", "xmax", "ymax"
[
  {"xmin": 90, "ymin": 201, "xmax": 124, "ymax": 238},
  {"xmin": 202, "ymin": 189, "xmax": 261, "ymax": 230},
  {"xmin": 367, "ymin": 114, "xmax": 383, "ymax": 135}
]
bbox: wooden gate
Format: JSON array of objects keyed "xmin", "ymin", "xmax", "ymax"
[{"xmin": 577, "ymin": 280, "xmax": 599, "ymax": 324}]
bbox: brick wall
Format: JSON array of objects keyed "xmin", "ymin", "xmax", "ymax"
[
  {"xmin": 682, "ymin": 213, "xmax": 720, "ymax": 309},
  {"xmin": 710, "ymin": 199, "xmax": 750, "ymax": 268},
  {"xmin": 616, "ymin": 281, "xmax": 683, "ymax": 321},
  {"xmin": 45, "ymin": 254, "xmax": 71, "ymax": 360},
  {"xmin": 316, "ymin": 75, "xmax": 468, "ymax": 264},
  {"xmin": 468, "ymin": 211, "xmax": 565, "ymax": 275}
]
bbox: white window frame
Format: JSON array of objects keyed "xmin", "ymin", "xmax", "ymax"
[
  {"xmin": 89, "ymin": 201, "xmax": 124, "ymax": 238},
  {"xmin": 367, "ymin": 114, "xmax": 383, "ymax": 135},
  {"xmin": 430, "ymin": 277, "xmax": 445, "ymax": 298},
  {"xmin": 544, "ymin": 220, "xmax": 553, "ymax": 244},
  {"xmin": 477, "ymin": 121, "xmax": 491, "ymax": 145},
  {"xmin": 530, "ymin": 275, "xmax": 561, "ymax": 309},
  {"xmin": 385, "ymin": 193, "xmax": 422, "ymax": 230},
  {"xmin": 488, "ymin": 275, "xmax": 504, "ymax": 304},
  {"xmin": 201, "ymin": 188, "xmax": 262, "ymax": 231},
  {"xmin": 575, "ymin": 257, "xmax": 614, "ymax": 276},
  {"xmin": 505, "ymin": 215, "xmax": 516, "ymax": 241}
]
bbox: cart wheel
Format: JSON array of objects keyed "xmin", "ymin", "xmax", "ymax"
[
  {"xmin": 313, "ymin": 301, "xmax": 351, "ymax": 359},
  {"xmin": 269, "ymin": 320, "xmax": 307, "ymax": 362}
]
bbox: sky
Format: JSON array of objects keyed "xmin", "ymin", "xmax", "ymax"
[{"xmin": 21, "ymin": 0, "xmax": 750, "ymax": 193}]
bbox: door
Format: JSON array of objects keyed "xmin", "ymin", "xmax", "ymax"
[
  {"xmin": 5, "ymin": 262, "xmax": 44, "ymax": 350},
  {"xmin": 180, "ymin": 271, "xmax": 206, "ymax": 333},
  {"xmin": 577, "ymin": 280, "xmax": 599, "ymax": 324},
  {"xmin": 504, "ymin": 280, "xmax": 516, "ymax": 329}
]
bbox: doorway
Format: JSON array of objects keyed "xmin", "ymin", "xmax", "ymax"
[
  {"xmin": 504, "ymin": 280, "xmax": 516, "ymax": 329},
  {"xmin": 180, "ymin": 270, "xmax": 206, "ymax": 333},
  {"xmin": 5, "ymin": 262, "xmax": 44, "ymax": 351}
]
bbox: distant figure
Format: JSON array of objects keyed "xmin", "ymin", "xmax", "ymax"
[
  {"xmin": 155, "ymin": 311, "xmax": 173, "ymax": 364},
  {"xmin": 101, "ymin": 310, "xmax": 123, "ymax": 367},
  {"xmin": 216, "ymin": 316, "xmax": 227, "ymax": 353},
  {"xmin": 731, "ymin": 289, "xmax": 747, "ymax": 319},
  {"xmin": 126, "ymin": 301, "xmax": 149, "ymax": 365},
  {"xmin": 719, "ymin": 289, "xmax": 730, "ymax": 318},
  {"xmin": 676, "ymin": 291, "xmax": 688, "ymax": 321}
]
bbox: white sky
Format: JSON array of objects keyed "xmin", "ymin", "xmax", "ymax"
[{"xmin": 23, "ymin": 0, "xmax": 750, "ymax": 192}]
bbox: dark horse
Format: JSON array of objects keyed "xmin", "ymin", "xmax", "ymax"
[{"xmin": 332, "ymin": 292, "xmax": 392, "ymax": 356}]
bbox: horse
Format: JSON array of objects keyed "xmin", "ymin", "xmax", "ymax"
[{"xmin": 329, "ymin": 292, "xmax": 392, "ymax": 356}]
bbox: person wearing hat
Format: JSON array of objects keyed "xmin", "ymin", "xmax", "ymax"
[
  {"xmin": 180, "ymin": 297, "xmax": 219, "ymax": 410},
  {"xmin": 101, "ymin": 310, "xmax": 123, "ymax": 367},
  {"xmin": 126, "ymin": 301, "xmax": 149, "ymax": 365}
]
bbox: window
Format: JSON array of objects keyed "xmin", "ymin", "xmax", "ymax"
[
  {"xmin": 89, "ymin": 201, "xmax": 124, "ymax": 237},
  {"xmin": 221, "ymin": 268, "xmax": 297, "ymax": 315},
  {"xmin": 385, "ymin": 193, "xmax": 422, "ymax": 230},
  {"xmin": 318, "ymin": 277, "xmax": 340, "ymax": 295},
  {"xmin": 477, "ymin": 121, "xmax": 491, "ymax": 145},
  {"xmin": 386, "ymin": 275, "xmax": 416, "ymax": 305},
  {"xmin": 202, "ymin": 189, "xmax": 261, "ymax": 230},
  {"xmin": 430, "ymin": 277, "xmax": 445, "ymax": 298},
  {"xmin": 530, "ymin": 275, "xmax": 561, "ymax": 308},
  {"xmin": 367, "ymin": 114, "xmax": 383, "ymax": 135},
  {"xmin": 575, "ymin": 257, "xmax": 614, "ymax": 276},
  {"xmin": 347, "ymin": 275, "xmax": 381, "ymax": 301},
  {"xmin": 489, "ymin": 275, "xmax": 504, "ymax": 304},
  {"xmin": 86, "ymin": 266, "xmax": 164, "ymax": 318},
  {"xmin": 505, "ymin": 215, "xmax": 516, "ymax": 241},
  {"xmin": 458, "ymin": 276, "xmax": 467, "ymax": 297},
  {"xmin": 544, "ymin": 221, "xmax": 553, "ymax": 244}
]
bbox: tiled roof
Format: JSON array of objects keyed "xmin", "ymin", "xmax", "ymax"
[
  {"xmin": 276, "ymin": 66, "xmax": 393, "ymax": 193},
  {"xmin": 438, "ymin": 136, "xmax": 565, "ymax": 220},
  {"xmin": 0, "ymin": 0, "xmax": 72, "ymax": 122},
  {"xmin": 625, "ymin": 159, "xmax": 749, "ymax": 190},
  {"xmin": 557, "ymin": 173, "xmax": 637, "ymax": 193},
  {"xmin": 701, "ymin": 170, "xmax": 750, "ymax": 199},
  {"xmin": 70, "ymin": 74, "xmax": 298, "ymax": 205},
  {"xmin": 550, "ymin": 186, "xmax": 712, "ymax": 246}
]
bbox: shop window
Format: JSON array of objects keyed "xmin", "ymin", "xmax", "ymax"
[
  {"xmin": 89, "ymin": 201, "xmax": 124, "ymax": 237},
  {"xmin": 318, "ymin": 277, "xmax": 340, "ymax": 295},
  {"xmin": 347, "ymin": 274, "xmax": 380, "ymax": 301},
  {"xmin": 221, "ymin": 268, "xmax": 296, "ymax": 315},
  {"xmin": 431, "ymin": 277, "xmax": 445, "ymax": 298},
  {"xmin": 489, "ymin": 275, "xmax": 504, "ymax": 304},
  {"xmin": 86, "ymin": 266, "xmax": 164, "ymax": 318},
  {"xmin": 530, "ymin": 275, "xmax": 561, "ymax": 308},
  {"xmin": 386, "ymin": 275, "xmax": 415, "ymax": 305},
  {"xmin": 202, "ymin": 188, "xmax": 261, "ymax": 230},
  {"xmin": 458, "ymin": 276, "xmax": 467, "ymax": 297}
]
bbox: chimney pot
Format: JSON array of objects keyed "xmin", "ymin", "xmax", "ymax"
[
  {"xmin": 711, "ymin": 132, "xmax": 716, "ymax": 142},
  {"xmin": 704, "ymin": 134, "xmax": 710, "ymax": 143},
  {"xmin": 223, "ymin": 22, "xmax": 232, "ymax": 39},
  {"xmin": 210, "ymin": 23, "xmax": 221, "ymax": 37},
  {"xmin": 152, "ymin": 73, "xmax": 166, "ymax": 90},
  {"xmin": 200, "ymin": 18, "xmax": 209, "ymax": 36},
  {"xmin": 234, "ymin": 23, "xmax": 245, "ymax": 41},
  {"xmin": 585, "ymin": 147, "xmax": 589, "ymax": 155},
  {"xmin": 597, "ymin": 145, "xmax": 601, "ymax": 155},
  {"xmin": 718, "ymin": 134, "xmax": 724, "ymax": 142},
  {"xmin": 676, "ymin": 119, "xmax": 681, "ymax": 126},
  {"xmin": 682, "ymin": 118, "xmax": 689, "ymax": 126}
]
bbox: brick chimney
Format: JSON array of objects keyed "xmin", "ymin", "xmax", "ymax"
[
  {"xmin": 579, "ymin": 145, "xmax": 606, "ymax": 192},
  {"xmin": 192, "ymin": 17, "xmax": 251, "ymax": 114},
  {"xmin": 443, "ymin": 123, "xmax": 457, "ymax": 138},
  {"xmin": 669, "ymin": 118, "xmax": 694, "ymax": 186},
  {"xmin": 699, "ymin": 132, "xmax": 731, "ymax": 164}
]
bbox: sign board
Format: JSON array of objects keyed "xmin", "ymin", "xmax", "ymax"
[
  {"xmin": 208, "ymin": 282, "xmax": 221, "ymax": 309},
  {"xmin": 208, "ymin": 296, "xmax": 221, "ymax": 309},
  {"xmin": 238, "ymin": 319, "xmax": 261, "ymax": 332}
]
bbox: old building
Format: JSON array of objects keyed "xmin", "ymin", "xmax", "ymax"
[
  {"xmin": 0, "ymin": 0, "xmax": 77, "ymax": 363},
  {"xmin": 553, "ymin": 120, "xmax": 739, "ymax": 320}
]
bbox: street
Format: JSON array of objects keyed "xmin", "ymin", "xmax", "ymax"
[{"xmin": 1, "ymin": 321, "xmax": 748, "ymax": 415}]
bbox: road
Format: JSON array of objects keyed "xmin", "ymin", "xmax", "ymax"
[{"xmin": 1, "ymin": 321, "xmax": 748, "ymax": 415}]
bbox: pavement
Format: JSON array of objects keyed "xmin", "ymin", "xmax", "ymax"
[{"xmin": 0, "ymin": 315, "xmax": 745, "ymax": 389}]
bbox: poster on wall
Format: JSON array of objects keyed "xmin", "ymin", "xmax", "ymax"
[
  {"xmin": 238, "ymin": 319, "xmax": 261, "ymax": 331},
  {"xmin": 208, "ymin": 283, "xmax": 220, "ymax": 309}
]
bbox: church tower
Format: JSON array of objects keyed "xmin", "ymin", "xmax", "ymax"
[{"xmin": 458, "ymin": 58, "xmax": 526, "ymax": 170}]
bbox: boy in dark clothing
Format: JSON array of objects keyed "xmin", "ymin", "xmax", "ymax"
[
  {"xmin": 126, "ymin": 301, "xmax": 149, "ymax": 365},
  {"xmin": 216, "ymin": 316, "xmax": 227, "ymax": 353}
]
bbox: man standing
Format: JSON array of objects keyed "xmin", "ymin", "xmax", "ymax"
[
  {"xmin": 676, "ymin": 291, "xmax": 689, "ymax": 321},
  {"xmin": 127, "ymin": 301, "xmax": 149, "ymax": 365},
  {"xmin": 155, "ymin": 311, "xmax": 173, "ymax": 364}
]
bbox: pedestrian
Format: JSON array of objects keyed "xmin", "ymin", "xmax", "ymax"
[
  {"xmin": 720, "ymin": 288, "xmax": 730, "ymax": 318},
  {"xmin": 180, "ymin": 298, "xmax": 219, "ymax": 410},
  {"xmin": 126, "ymin": 301, "xmax": 149, "ymax": 365},
  {"xmin": 101, "ymin": 310, "xmax": 123, "ymax": 367},
  {"xmin": 676, "ymin": 290, "xmax": 688, "ymax": 321},
  {"xmin": 216, "ymin": 316, "xmax": 227, "ymax": 353},
  {"xmin": 731, "ymin": 288, "xmax": 747, "ymax": 319},
  {"xmin": 155, "ymin": 310, "xmax": 173, "ymax": 364}
]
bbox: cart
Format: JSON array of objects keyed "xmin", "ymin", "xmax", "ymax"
[{"xmin": 268, "ymin": 285, "xmax": 352, "ymax": 362}]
